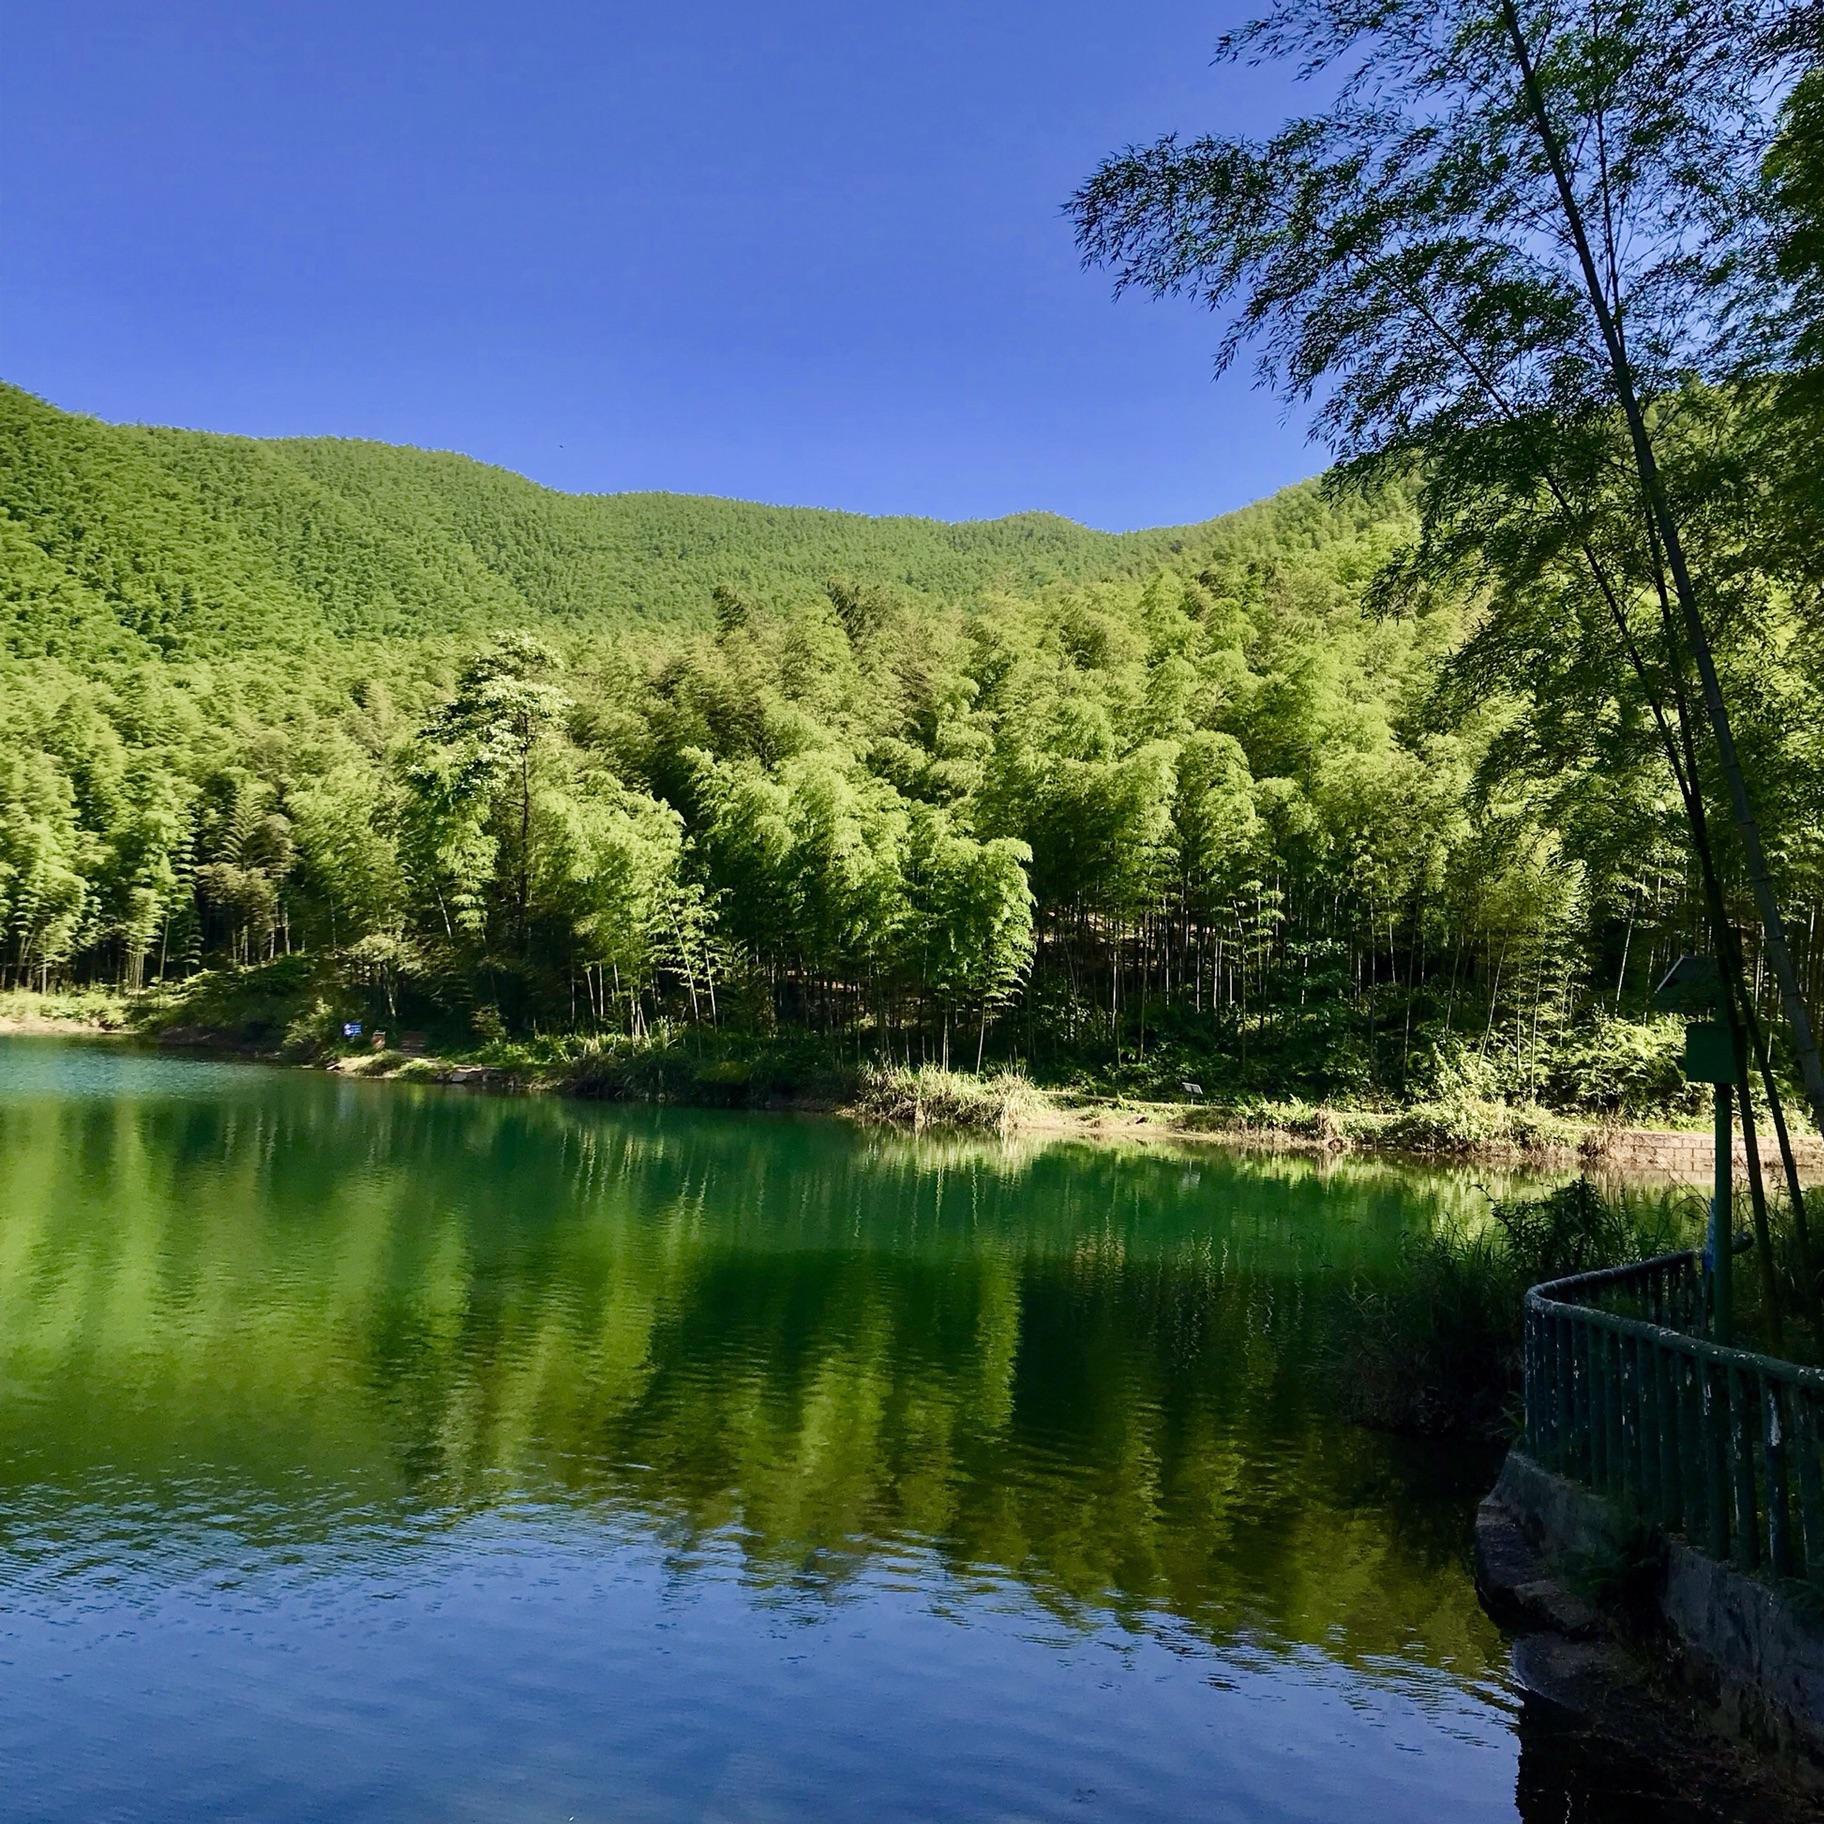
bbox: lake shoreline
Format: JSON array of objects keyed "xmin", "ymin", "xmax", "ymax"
[
  {"xmin": 0, "ymin": 1028, "xmax": 1649, "ymax": 1821},
  {"xmin": 2, "ymin": 1007, "xmax": 1791, "ymax": 1181}
]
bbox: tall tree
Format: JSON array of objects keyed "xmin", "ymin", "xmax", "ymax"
[{"xmin": 404, "ymin": 633, "xmax": 570, "ymax": 958}]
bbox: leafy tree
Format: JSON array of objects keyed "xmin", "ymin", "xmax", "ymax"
[
  {"xmin": 193, "ymin": 772, "xmax": 293, "ymax": 966},
  {"xmin": 403, "ymin": 633, "xmax": 570, "ymax": 955},
  {"xmin": 0, "ymin": 747, "xmax": 88, "ymax": 985}
]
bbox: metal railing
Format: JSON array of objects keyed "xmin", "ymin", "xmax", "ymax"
[{"xmin": 1524, "ymin": 1248, "xmax": 1824, "ymax": 1583}]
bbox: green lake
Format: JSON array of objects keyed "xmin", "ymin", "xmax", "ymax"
[{"xmin": 0, "ymin": 1037, "xmax": 1709, "ymax": 1820}]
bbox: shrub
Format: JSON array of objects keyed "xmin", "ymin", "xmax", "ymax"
[
  {"xmin": 1407, "ymin": 1035, "xmax": 1509, "ymax": 1105},
  {"xmin": 135, "ymin": 955, "xmax": 324, "ymax": 1050},
  {"xmin": 1543, "ymin": 1014, "xmax": 1703, "ymax": 1121},
  {"xmin": 1379, "ymin": 1095, "xmax": 1574, "ymax": 1155},
  {"xmin": 281, "ymin": 999, "xmax": 341, "ymax": 1059},
  {"xmin": 0, "ymin": 986, "xmax": 132, "ymax": 1029}
]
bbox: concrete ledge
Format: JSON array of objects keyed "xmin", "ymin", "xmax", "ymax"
[{"xmin": 1481, "ymin": 1449, "xmax": 1824, "ymax": 1771}]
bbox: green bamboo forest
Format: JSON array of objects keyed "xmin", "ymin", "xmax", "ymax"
[
  {"xmin": 5, "ymin": 371, "xmax": 1824, "ymax": 1117},
  {"xmin": 17, "ymin": 4, "xmax": 1824, "ymax": 1817}
]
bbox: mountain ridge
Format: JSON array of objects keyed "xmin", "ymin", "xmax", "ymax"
[
  {"xmin": 0, "ymin": 381, "xmax": 1408, "ymax": 660},
  {"xmin": 13, "ymin": 387, "xmax": 1234, "ymax": 534}
]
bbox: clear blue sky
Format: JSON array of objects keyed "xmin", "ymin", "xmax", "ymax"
[{"xmin": 6, "ymin": 3, "xmax": 1320, "ymax": 530}]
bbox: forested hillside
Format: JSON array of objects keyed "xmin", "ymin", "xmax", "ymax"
[
  {"xmin": 5, "ymin": 381, "xmax": 1821, "ymax": 1116},
  {"xmin": 1, "ymin": 382, "xmax": 1372, "ymax": 657}
]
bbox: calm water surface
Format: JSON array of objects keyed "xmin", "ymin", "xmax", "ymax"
[{"xmin": 0, "ymin": 1038, "xmax": 1707, "ymax": 1820}]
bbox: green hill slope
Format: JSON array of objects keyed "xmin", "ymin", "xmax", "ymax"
[
  {"xmin": 11, "ymin": 377, "xmax": 1740, "ymax": 1129},
  {"xmin": 0, "ymin": 383, "xmax": 1403, "ymax": 660}
]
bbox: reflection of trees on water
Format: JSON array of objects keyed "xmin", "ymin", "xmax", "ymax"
[{"xmin": 0, "ymin": 1068, "xmax": 1524, "ymax": 1676}]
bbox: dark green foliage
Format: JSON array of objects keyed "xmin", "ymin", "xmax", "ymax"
[{"xmin": 146, "ymin": 954, "xmax": 327, "ymax": 1052}]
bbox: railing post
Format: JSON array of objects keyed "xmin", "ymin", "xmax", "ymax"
[
  {"xmin": 1704, "ymin": 1359, "xmax": 1731, "ymax": 1559},
  {"xmin": 1591, "ymin": 1327, "xmax": 1606, "ymax": 1491},
  {"xmin": 1712, "ymin": 1081, "xmax": 1733, "ymax": 1347},
  {"xmin": 1593, "ymin": 1327, "xmax": 1611, "ymax": 1493},
  {"xmin": 1546, "ymin": 1313, "xmax": 1561, "ymax": 1466},
  {"xmin": 1578, "ymin": 1322, "xmax": 1593, "ymax": 1478},
  {"xmin": 1556, "ymin": 1317, "xmax": 1574, "ymax": 1475},
  {"xmin": 1795, "ymin": 1392, "xmax": 1824, "ymax": 1586},
  {"xmin": 1730, "ymin": 1363, "xmax": 1759, "ymax": 1571},
  {"xmin": 1537, "ymin": 1307, "xmax": 1552, "ymax": 1464},
  {"xmin": 1637, "ymin": 1333, "xmax": 1659, "ymax": 1523},
  {"xmin": 1674, "ymin": 1348, "xmax": 1698, "ymax": 1537},
  {"xmin": 1616, "ymin": 1329, "xmax": 1631, "ymax": 1498},
  {"xmin": 1766, "ymin": 1375, "xmax": 1794, "ymax": 1580},
  {"xmin": 1523, "ymin": 1303, "xmax": 1536, "ymax": 1456},
  {"xmin": 1529, "ymin": 1305, "xmax": 1544, "ymax": 1459},
  {"xmin": 1621, "ymin": 1330, "xmax": 1638, "ymax": 1506}
]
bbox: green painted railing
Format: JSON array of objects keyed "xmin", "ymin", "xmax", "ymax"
[{"xmin": 1524, "ymin": 1249, "xmax": 1824, "ymax": 1583}]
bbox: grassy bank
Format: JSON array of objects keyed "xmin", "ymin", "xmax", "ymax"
[
  {"xmin": 0, "ymin": 986, "xmax": 133, "ymax": 1032},
  {"xmin": 0, "ymin": 975, "xmax": 1770, "ymax": 1159},
  {"xmin": 1337, "ymin": 1174, "xmax": 1824, "ymax": 1436}
]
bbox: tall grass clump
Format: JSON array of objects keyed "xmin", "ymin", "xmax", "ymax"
[
  {"xmin": 1342, "ymin": 1178, "xmax": 1689, "ymax": 1439},
  {"xmin": 853, "ymin": 1063, "xmax": 1044, "ymax": 1135}
]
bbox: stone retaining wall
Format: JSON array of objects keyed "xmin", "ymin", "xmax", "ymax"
[
  {"xmin": 1479, "ymin": 1449, "xmax": 1824, "ymax": 1770},
  {"xmin": 1582, "ymin": 1128, "xmax": 1824, "ymax": 1182}
]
